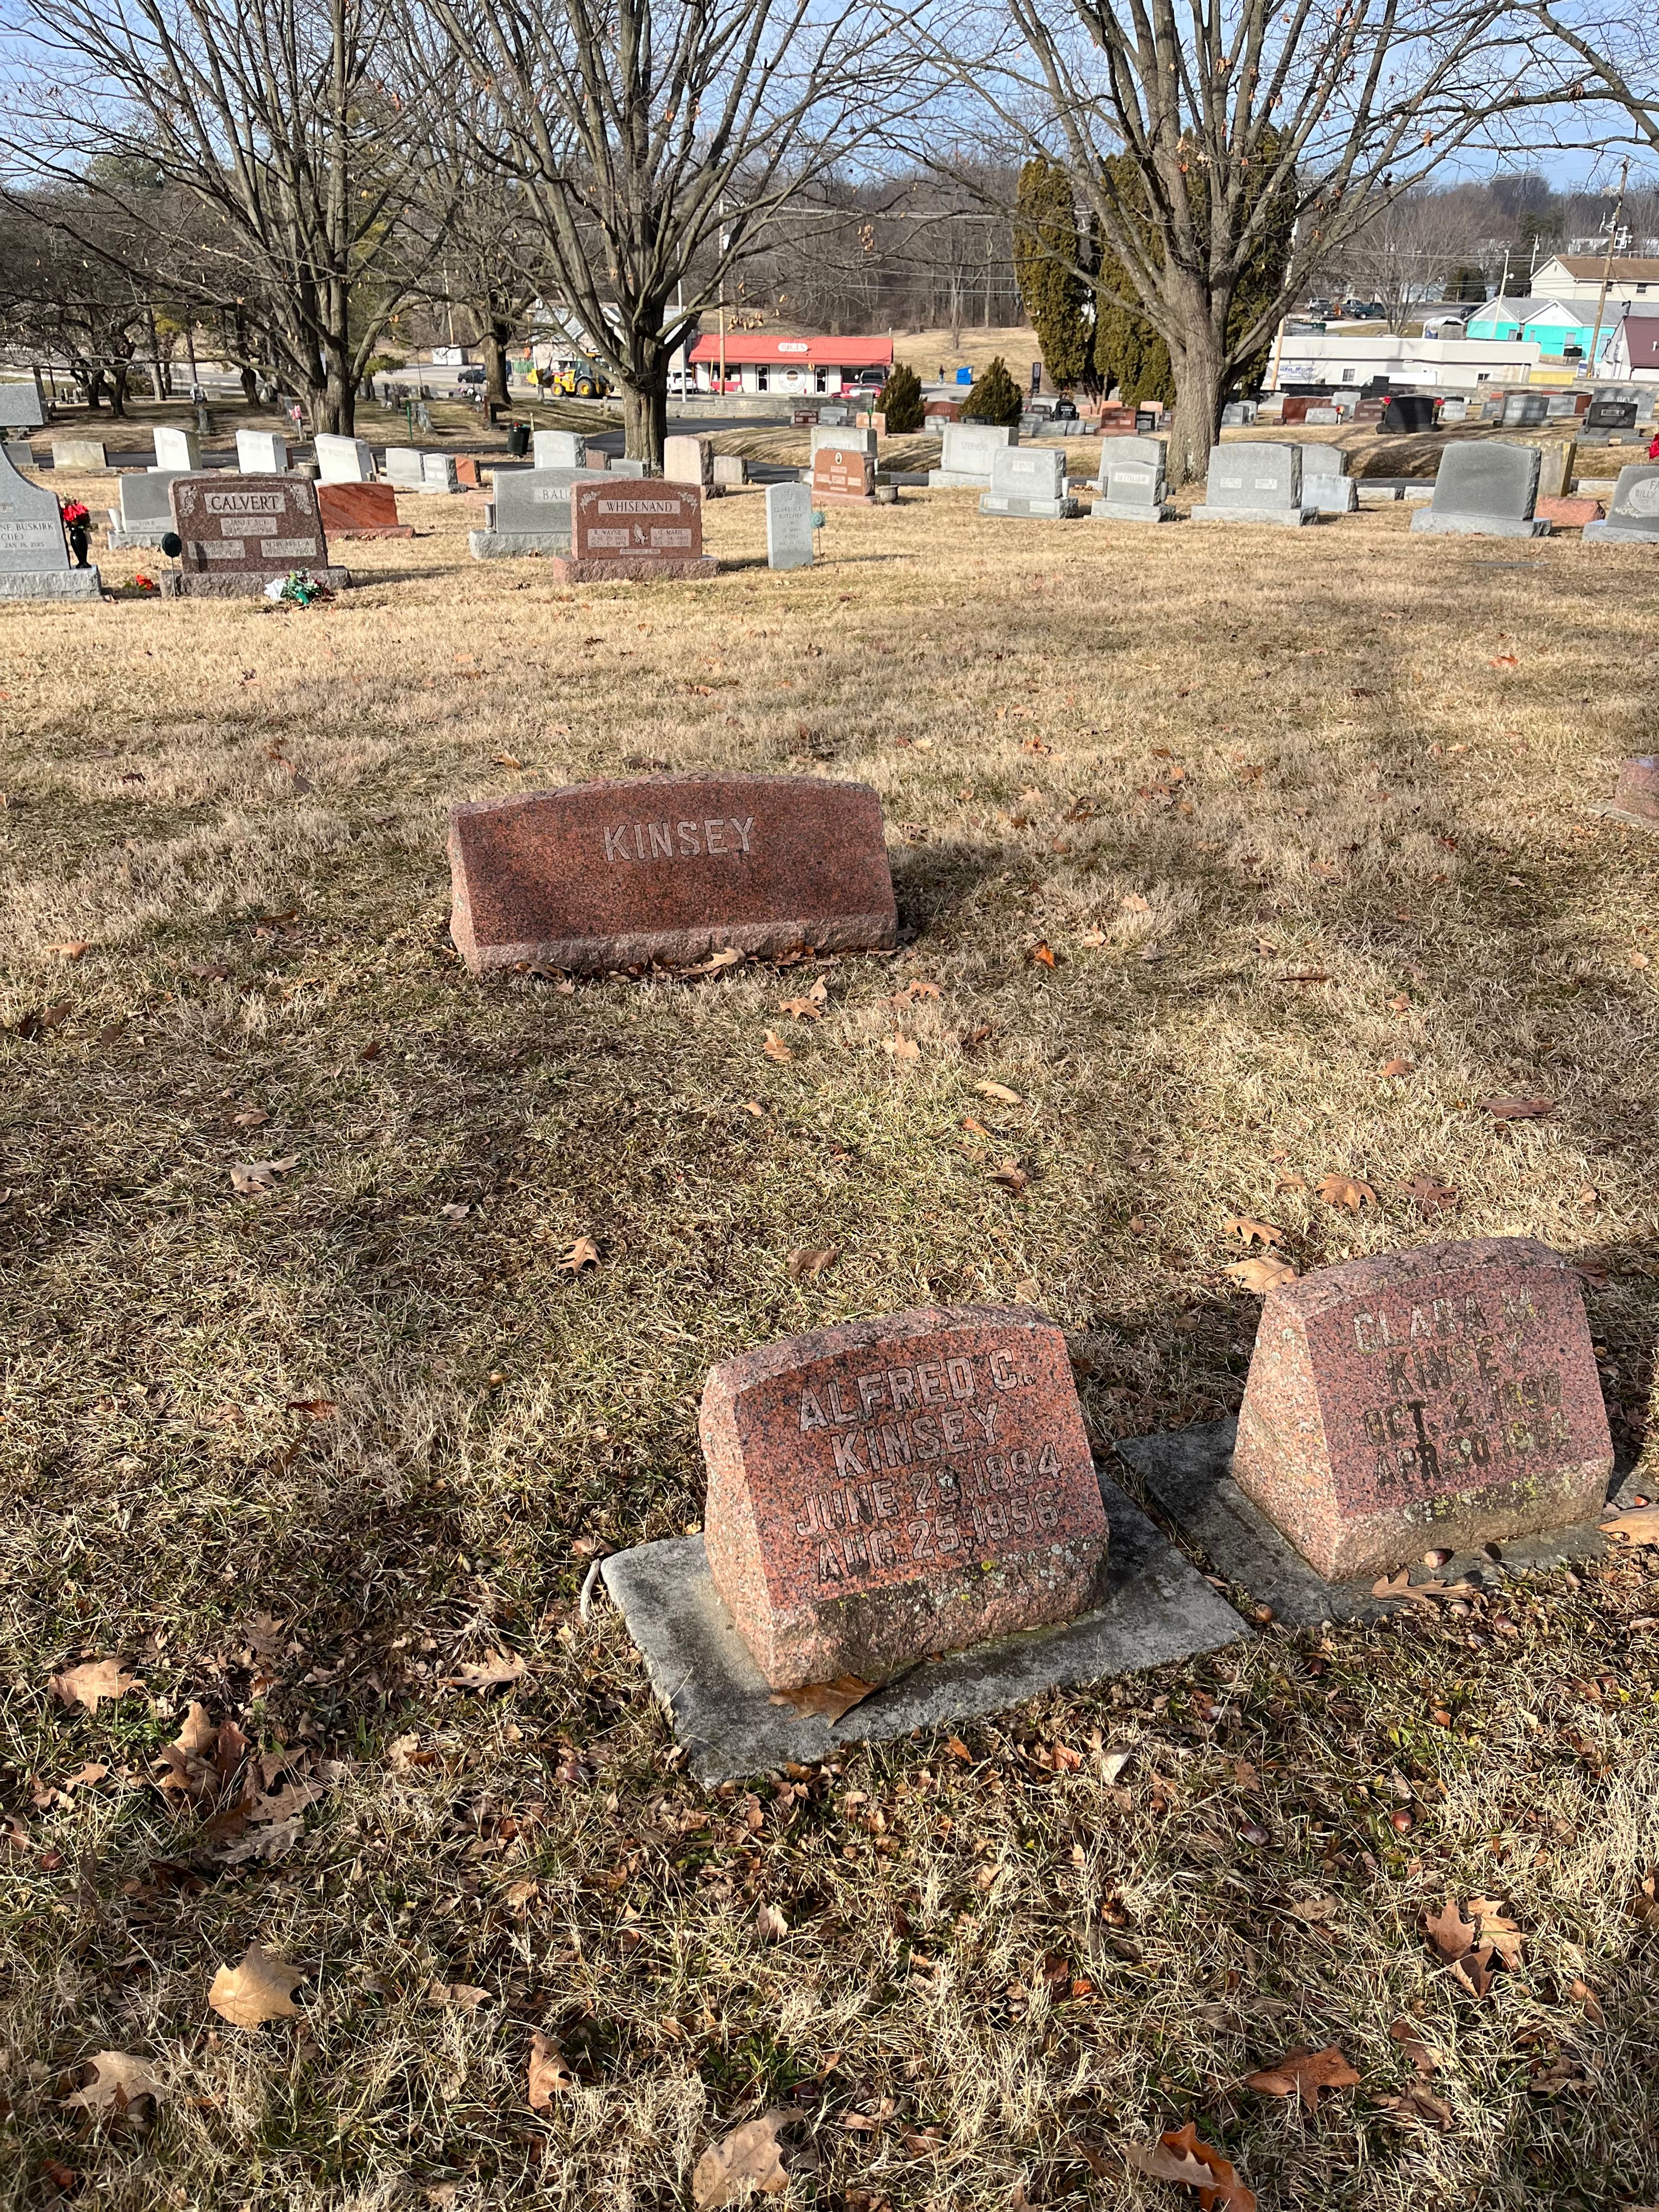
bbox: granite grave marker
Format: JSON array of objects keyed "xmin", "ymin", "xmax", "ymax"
[
  {"xmin": 164, "ymin": 472, "xmax": 347, "ymax": 596},
  {"xmin": 979, "ymin": 445, "xmax": 1078, "ymax": 518},
  {"xmin": 1192, "ymin": 441, "xmax": 1309, "ymax": 526},
  {"xmin": 765, "ymin": 480, "xmax": 815, "ymax": 569},
  {"xmin": 550, "ymin": 479, "xmax": 716, "ymax": 582},
  {"xmin": 1410, "ymin": 441, "xmax": 1547, "ymax": 537},
  {"xmin": 0, "ymin": 446, "xmax": 100, "ymax": 598},
  {"xmin": 1585, "ymin": 462, "xmax": 1659, "ymax": 542},
  {"xmin": 314, "ymin": 433, "xmax": 374, "ymax": 483},
  {"xmin": 153, "ymin": 426, "xmax": 201, "ymax": 471},
  {"xmin": 235, "ymin": 429, "xmax": 288, "ymax": 474},
  {"xmin": 1091, "ymin": 433, "xmax": 1172, "ymax": 522},
  {"xmin": 927, "ymin": 421, "xmax": 1017, "ymax": 488}
]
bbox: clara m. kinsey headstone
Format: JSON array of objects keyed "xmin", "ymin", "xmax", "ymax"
[
  {"xmin": 447, "ymin": 771, "xmax": 896, "ymax": 975},
  {"xmin": 701, "ymin": 1306, "xmax": 1109, "ymax": 1688},
  {"xmin": 1231, "ymin": 1236, "xmax": 1612, "ymax": 1581}
]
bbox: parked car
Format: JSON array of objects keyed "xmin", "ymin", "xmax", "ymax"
[
  {"xmin": 456, "ymin": 365, "xmax": 486, "ymax": 385},
  {"xmin": 850, "ymin": 368, "xmax": 887, "ymax": 391}
]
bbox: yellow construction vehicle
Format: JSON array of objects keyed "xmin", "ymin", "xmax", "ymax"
[{"xmin": 542, "ymin": 353, "xmax": 614, "ymax": 400}]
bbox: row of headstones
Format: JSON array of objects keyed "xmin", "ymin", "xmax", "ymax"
[
  {"xmin": 1224, "ymin": 391, "xmax": 1655, "ymax": 433},
  {"xmin": 442, "ymin": 772, "xmax": 1621, "ymax": 1696}
]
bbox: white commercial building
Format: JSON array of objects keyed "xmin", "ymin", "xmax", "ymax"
[{"xmin": 1267, "ymin": 330, "xmax": 1542, "ymax": 392}]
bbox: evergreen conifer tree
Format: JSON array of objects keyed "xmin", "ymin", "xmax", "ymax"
[
  {"xmin": 962, "ymin": 354, "xmax": 1023, "ymax": 426},
  {"xmin": 1013, "ymin": 155, "xmax": 1096, "ymax": 392},
  {"xmin": 876, "ymin": 362, "xmax": 925, "ymax": 432}
]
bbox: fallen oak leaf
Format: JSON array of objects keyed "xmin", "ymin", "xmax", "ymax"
[
  {"xmin": 446, "ymin": 1648, "xmax": 526, "ymax": 1692},
  {"xmin": 561, "ymin": 1235, "xmax": 600, "ymax": 1272},
  {"xmin": 755, "ymin": 1901, "xmax": 788, "ymax": 1941},
  {"xmin": 786, "ymin": 1246, "xmax": 837, "ymax": 1281},
  {"xmin": 1479, "ymin": 1096, "xmax": 1552, "ymax": 1121},
  {"xmin": 974, "ymin": 1080, "xmax": 1022, "ymax": 1105},
  {"xmin": 988, "ymin": 1159, "xmax": 1029, "ymax": 1193},
  {"xmin": 1316, "ymin": 1173, "xmax": 1377, "ymax": 1212},
  {"xmin": 1124, "ymin": 2141, "xmax": 1214, "ymax": 2189},
  {"xmin": 527, "ymin": 2030, "xmax": 575, "ymax": 2107},
  {"xmin": 691, "ymin": 2111, "xmax": 809, "ymax": 2207},
  {"xmin": 1379, "ymin": 1057, "xmax": 1414, "ymax": 1079},
  {"xmin": 47, "ymin": 941, "xmax": 91, "ymax": 961},
  {"xmin": 883, "ymin": 1033, "xmax": 921, "ymax": 1061},
  {"xmin": 1030, "ymin": 941, "xmax": 1056, "ymax": 967},
  {"xmin": 1222, "ymin": 1216, "xmax": 1284, "ymax": 1248},
  {"xmin": 762, "ymin": 1029, "xmax": 793, "ymax": 1062},
  {"xmin": 1600, "ymin": 1505, "xmax": 1659, "ymax": 1546},
  {"xmin": 1373, "ymin": 2085, "xmax": 1454, "ymax": 2129},
  {"xmin": 1243, "ymin": 2045, "xmax": 1361, "ymax": 2111},
  {"xmin": 1402, "ymin": 1174, "xmax": 1458, "ymax": 1211},
  {"xmin": 1225, "ymin": 1256, "xmax": 1297, "ymax": 1292},
  {"xmin": 207, "ymin": 1942, "xmax": 307, "ymax": 2028},
  {"xmin": 60, "ymin": 2050, "xmax": 166, "ymax": 2115},
  {"xmin": 779, "ymin": 996, "xmax": 822, "ymax": 1020},
  {"xmin": 51, "ymin": 1658, "xmax": 143, "ymax": 1713},
  {"xmin": 769, "ymin": 1674, "xmax": 877, "ymax": 1722},
  {"xmin": 1129, "ymin": 2123, "xmax": 1256, "ymax": 2209},
  {"xmin": 492, "ymin": 752, "xmax": 523, "ymax": 769},
  {"xmin": 229, "ymin": 1154, "xmax": 299, "ymax": 1197},
  {"xmin": 1389, "ymin": 2017, "xmax": 1438, "ymax": 2075}
]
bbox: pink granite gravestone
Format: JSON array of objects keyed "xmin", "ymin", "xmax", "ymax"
[
  {"xmin": 701, "ymin": 1306, "xmax": 1109, "ymax": 1689},
  {"xmin": 448, "ymin": 772, "xmax": 896, "ymax": 975},
  {"xmin": 549, "ymin": 481, "xmax": 716, "ymax": 582},
  {"xmin": 1613, "ymin": 756, "xmax": 1659, "ymax": 823},
  {"xmin": 164, "ymin": 474, "xmax": 349, "ymax": 596},
  {"xmin": 1232, "ymin": 1237, "xmax": 1612, "ymax": 1581}
]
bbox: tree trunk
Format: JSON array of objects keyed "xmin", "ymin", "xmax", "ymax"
[
  {"xmin": 1166, "ymin": 316, "xmax": 1227, "ymax": 489},
  {"xmin": 109, "ymin": 362, "xmax": 129, "ymax": 418},
  {"xmin": 318, "ymin": 333, "xmax": 354, "ymax": 435},
  {"xmin": 479, "ymin": 320, "xmax": 510, "ymax": 406},
  {"xmin": 621, "ymin": 363, "xmax": 668, "ymax": 470}
]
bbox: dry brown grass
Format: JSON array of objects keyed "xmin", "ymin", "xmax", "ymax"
[{"xmin": 2, "ymin": 473, "xmax": 1658, "ymax": 2209}]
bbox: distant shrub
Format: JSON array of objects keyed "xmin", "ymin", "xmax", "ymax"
[
  {"xmin": 962, "ymin": 355, "xmax": 1023, "ymax": 426},
  {"xmin": 876, "ymin": 362, "xmax": 925, "ymax": 433}
]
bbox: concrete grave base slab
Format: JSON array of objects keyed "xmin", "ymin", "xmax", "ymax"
[
  {"xmin": 468, "ymin": 531, "xmax": 569, "ymax": 560},
  {"xmin": 1090, "ymin": 499, "xmax": 1175, "ymax": 522},
  {"xmin": 1120, "ymin": 1417, "xmax": 1640, "ymax": 1631},
  {"xmin": 925, "ymin": 470, "xmax": 996, "ymax": 488},
  {"xmin": 325, "ymin": 524, "xmax": 414, "ymax": 540},
  {"xmin": 161, "ymin": 566, "xmax": 350, "ymax": 599},
  {"xmin": 105, "ymin": 525, "xmax": 172, "ymax": 549},
  {"xmin": 1408, "ymin": 512, "xmax": 1549, "ymax": 537},
  {"xmin": 547, "ymin": 555, "xmax": 718, "ymax": 583},
  {"xmin": 1191, "ymin": 503, "xmax": 1313, "ymax": 527},
  {"xmin": 978, "ymin": 496, "xmax": 1081, "ymax": 518},
  {"xmin": 1584, "ymin": 521, "xmax": 1659, "ymax": 543},
  {"xmin": 810, "ymin": 489, "xmax": 881, "ymax": 505},
  {"xmin": 1587, "ymin": 803, "xmax": 1659, "ymax": 832},
  {"xmin": 0, "ymin": 568, "xmax": 102, "ymax": 599},
  {"xmin": 601, "ymin": 1474, "xmax": 1249, "ymax": 1783}
]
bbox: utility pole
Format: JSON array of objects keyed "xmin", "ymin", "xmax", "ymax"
[{"xmin": 1587, "ymin": 159, "xmax": 1631, "ymax": 384}]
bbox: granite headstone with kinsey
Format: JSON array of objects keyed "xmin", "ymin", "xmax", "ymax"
[
  {"xmin": 1298, "ymin": 443, "xmax": 1357, "ymax": 512},
  {"xmin": 314, "ymin": 433, "xmax": 374, "ymax": 484},
  {"xmin": 1091, "ymin": 433, "xmax": 1171, "ymax": 523},
  {"xmin": 927, "ymin": 421, "xmax": 1017, "ymax": 488},
  {"xmin": 701, "ymin": 1306, "xmax": 1110, "ymax": 1689},
  {"xmin": 1192, "ymin": 441, "xmax": 1309, "ymax": 526},
  {"xmin": 0, "ymin": 445, "xmax": 100, "ymax": 598},
  {"xmin": 447, "ymin": 771, "xmax": 896, "ymax": 976},
  {"xmin": 765, "ymin": 480, "xmax": 815, "ymax": 570},
  {"xmin": 1410, "ymin": 441, "xmax": 1547, "ymax": 538},
  {"xmin": 153, "ymin": 426, "xmax": 201, "ymax": 472},
  {"xmin": 467, "ymin": 464, "xmax": 607, "ymax": 558},
  {"xmin": 1585, "ymin": 462, "xmax": 1659, "ymax": 543},
  {"xmin": 106, "ymin": 469, "xmax": 189, "ymax": 548},
  {"xmin": 236, "ymin": 429, "xmax": 288, "ymax": 474},
  {"xmin": 1231, "ymin": 1236, "xmax": 1612, "ymax": 1582},
  {"xmin": 979, "ymin": 445, "xmax": 1078, "ymax": 518},
  {"xmin": 163, "ymin": 472, "xmax": 347, "ymax": 597}
]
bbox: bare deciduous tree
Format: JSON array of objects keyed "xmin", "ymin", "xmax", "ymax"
[{"xmin": 1336, "ymin": 190, "xmax": 1487, "ymax": 331}]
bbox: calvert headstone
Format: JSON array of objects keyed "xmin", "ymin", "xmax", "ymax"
[
  {"xmin": 1092, "ymin": 433, "xmax": 1171, "ymax": 523},
  {"xmin": 0, "ymin": 446, "xmax": 100, "ymax": 598},
  {"xmin": 106, "ymin": 469, "xmax": 188, "ymax": 548},
  {"xmin": 163, "ymin": 473, "xmax": 347, "ymax": 597},
  {"xmin": 153, "ymin": 426, "xmax": 201, "ymax": 471},
  {"xmin": 701, "ymin": 1306, "xmax": 1109, "ymax": 1688},
  {"xmin": 979, "ymin": 445, "xmax": 1077, "ymax": 518},
  {"xmin": 664, "ymin": 434, "xmax": 714, "ymax": 492},
  {"xmin": 1305, "ymin": 405, "xmax": 1340, "ymax": 425},
  {"xmin": 1584, "ymin": 463, "xmax": 1659, "ymax": 543},
  {"xmin": 765, "ymin": 481, "xmax": 815, "ymax": 570},
  {"xmin": 1232, "ymin": 1237, "xmax": 1612, "ymax": 1582},
  {"xmin": 467, "ymin": 464, "xmax": 607, "ymax": 559},
  {"xmin": 314, "ymin": 433, "xmax": 374, "ymax": 484},
  {"xmin": 1410, "ymin": 441, "xmax": 1546, "ymax": 538},
  {"xmin": 1193, "ymin": 441, "xmax": 1309, "ymax": 526},
  {"xmin": 447, "ymin": 772, "xmax": 896, "ymax": 976},
  {"xmin": 550, "ymin": 479, "xmax": 716, "ymax": 583},
  {"xmin": 927, "ymin": 421, "xmax": 1017, "ymax": 488},
  {"xmin": 1298, "ymin": 444, "xmax": 1357, "ymax": 512},
  {"xmin": 236, "ymin": 429, "xmax": 289, "ymax": 474}
]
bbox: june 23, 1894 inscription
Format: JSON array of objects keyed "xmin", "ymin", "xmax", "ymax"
[
  {"xmin": 1231, "ymin": 1236, "xmax": 1613, "ymax": 1581},
  {"xmin": 447, "ymin": 771, "xmax": 896, "ymax": 975},
  {"xmin": 701, "ymin": 1306, "xmax": 1109, "ymax": 1690}
]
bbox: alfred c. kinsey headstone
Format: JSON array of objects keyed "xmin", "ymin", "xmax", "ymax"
[
  {"xmin": 163, "ymin": 473, "xmax": 350, "ymax": 596},
  {"xmin": 448, "ymin": 771, "xmax": 895, "ymax": 976},
  {"xmin": 702, "ymin": 1306, "xmax": 1109, "ymax": 1688},
  {"xmin": 547, "ymin": 480, "xmax": 716, "ymax": 582},
  {"xmin": 0, "ymin": 445, "xmax": 101, "ymax": 597},
  {"xmin": 1231, "ymin": 1237, "xmax": 1612, "ymax": 1582}
]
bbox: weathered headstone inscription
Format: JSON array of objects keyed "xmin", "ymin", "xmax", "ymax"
[
  {"xmin": 420, "ymin": 452, "xmax": 459, "ymax": 495},
  {"xmin": 1410, "ymin": 441, "xmax": 1546, "ymax": 538},
  {"xmin": 811, "ymin": 443, "xmax": 876, "ymax": 504},
  {"xmin": 0, "ymin": 446, "xmax": 100, "ymax": 598},
  {"xmin": 927, "ymin": 421, "xmax": 1017, "ymax": 488},
  {"xmin": 106, "ymin": 469, "xmax": 188, "ymax": 548},
  {"xmin": 236, "ymin": 429, "xmax": 289, "ymax": 474},
  {"xmin": 1297, "ymin": 443, "xmax": 1357, "ymax": 512},
  {"xmin": 765, "ymin": 480, "xmax": 815, "ymax": 569},
  {"xmin": 701, "ymin": 1306, "xmax": 1110, "ymax": 1688},
  {"xmin": 712, "ymin": 453, "xmax": 747, "ymax": 489},
  {"xmin": 447, "ymin": 772, "xmax": 896, "ymax": 976},
  {"xmin": 316, "ymin": 481, "xmax": 412, "ymax": 538},
  {"xmin": 1585, "ymin": 463, "xmax": 1659, "ymax": 543},
  {"xmin": 1193, "ymin": 441, "xmax": 1309, "ymax": 526},
  {"xmin": 467, "ymin": 465, "xmax": 607, "ymax": 559},
  {"xmin": 1092, "ymin": 433, "xmax": 1171, "ymax": 523},
  {"xmin": 1232, "ymin": 1237, "xmax": 1612, "ymax": 1582},
  {"xmin": 549, "ymin": 480, "xmax": 716, "ymax": 582},
  {"xmin": 979, "ymin": 446, "xmax": 1077, "ymax": 518},
  {"xmin": 1611, "ymin": 755, "xmax": 1659, "ymax": 821},
  {"xmin": 533, "ymin": 429, "xmax": 590, "ymax": 470},
  {"xmin": 153, "ymin": 426, "xmax": 201, "ymax": 471},
  {"xmin": 1586, "ymin": 398, "xmax": 1639, "ymax": 432},
  {"xmin": 1503, "ymin": 392, "xmax": 1549, "ymax": 428},
  {"xmin": 164, "ymin": 473, "xmax": 348, "ymax": 596},
  {"xmin": 314, "ymin": 433, "xmax": 374, "ymax": 483}
]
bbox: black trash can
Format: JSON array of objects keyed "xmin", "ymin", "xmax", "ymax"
[{"xmin": 507, "ymin": 423, "xmax": 530, "ymax": 458}]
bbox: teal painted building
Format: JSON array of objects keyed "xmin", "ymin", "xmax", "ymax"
[{"xmin": 1463, "ymin": 297, "xmax": 1628, "ymax": 365}]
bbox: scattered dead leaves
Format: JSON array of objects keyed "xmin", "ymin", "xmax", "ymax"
[
  {"xmin": 988, "ymin": 1159, "xmax": 1029, "ymax": 1194},
  {"xmin": 50, "ymin": 1658, "xmax": 142, "ymax": 1713},
  {"xmin": 1379, "ymin": 1057, "xmax": 1414, "ymax": 1079},
  {"xmin": 755, "ymin": 1901, "xmax": 789, "ymax": 1941},
  {"xmin": 882, "ymin": 1034, "xmax": 921, "ymax": 1062},
  {"xmin": 1125, "ymin": 2124, "xmax": 1255, "ymax": 2209},
  {"xmin": 1222, "ymin": 1217, "xmax": 1284, "ymax": 1248},
  {"xmin": 1317, "ymin": 1173, "xmax": 1377, "ymax": 1212},
  {"xmin": 1402, "ymin": 1175, "xmax": 1459, "ymax": 1212},
  {"xmin": 1424, "ymin": 1895, "xmax": 1522, "ymax": 1996},
  {"xmin": 445, "ymin": 1648, "xmax": 527, "ymax": 1693},
  {"xmin": 228, "ymin": 1154, "xmax": 299, "ymax": 1197},
  {"xmin": 974, "ymin": 1081, "xmax": 1022, "ymax": 1105},
  {"xmin": 1244, "ymin": 2045, "xmax": 1360, "ymax": 2110},
  {"xmin": 207, "ymin": 1944, "xmax": 307, "ymax": 2028},
  {"xmin": 769, "ymin": 1675, "xmax": 877, "ymax": 1723},
  {"xmin": 763, "ymin": 1030, "xmax": 794, "ymax": 1062}
]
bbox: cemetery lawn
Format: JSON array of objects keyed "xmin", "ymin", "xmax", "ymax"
[{"xmin": 3, "ymin": 477, "xmax": 1659, "ymax": 2211}]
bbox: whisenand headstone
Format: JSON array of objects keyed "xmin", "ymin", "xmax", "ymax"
[
  {"xmin": 1503, "ymin": 392, "xmax": 1549, "ymax": 428},
  {"xmin": 1192, "ymin": 440, "xmax": 1309, "ymax": 526},
  {"xmin": 979, "ymin": 445, "xmax": 1078, "ymax": 518},
  {"xmin": 163, "ymin": 472, "xmax": 348, "ymax": 597},
  {"xmin": 701, "ymin": 1305, "xmax": 1110, "ymax": 1688},
  {"xmin": 927, "ymin": 421, "xmax": 1017, "ymax": 488},
  {"xmin": 664, "ymin": 434, "xmax": 715, "ymax": 492},
  {"xmin": 548, "ymin": 479, "xmax": 716, "ymax": 583},
  {"xmin": 447, "ymin": 771, "xmax": 896, "ymax": 976},
  {"xmin": 1584, "ymin": 462, "xmax": 1659, "ymax": 543},
  {"xmin": 467, "ymin": 464, "xmax": 607, "ymax": 559},
  {"xmin": 52, "ymin": 438, "xmax": 109, "ymax": 472},
  {"xmin": 0, "ymin": 446, "xmax": 100, "ymax": 598},
  {"xmin": 1231, "ymin": 1237, "xmax": 1613, "ymax": 1582},
  {"xmin": 1297, "ymin": 443, "xmax": 1357, "ymax": 512},
  {"xmin": 532, "ymin": 429, "xmax": 589, "ymax": 470},
  {"xmin": 1410, "ymin": 441, "xmax": 1546, "ymax": 538},
  {"xmin": 316, "ymin": 481, "xmax": 412, "ymax": 539},
  {"xmin": 1091, "ymin": 433, "xmax": 1172, "ymax": 523},
  {"xmin": 810, "ymin": 424, "xmax": 876, "ymax": 460},
  {"xmin": 811, "ymin": 443, "xmax": 877, "ymax": 504},
  {"xmin": 1611, "ymin": 756, "xmax": 1659, "ymax": 820},
  {"xmin": 153, "ymin": 426, "xmax": 201, "ymax": 472},
  {"xmin": 236, "ymin": 429, "xmax": 288, "ymax": 474},
  {"xmin": 106, "ymin": 469, "xmax": 188, "ymax": 548},
  {"xmin": 765, "ymin": 480, "xmax": 815, "ymax": 570},
  {"xmin": 314, "ymin": 433, "xmax": 374, "ymax": 484},
  {"xmin": 0, "ymin": 383, "xmax": 45, "ymax": 430}
]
